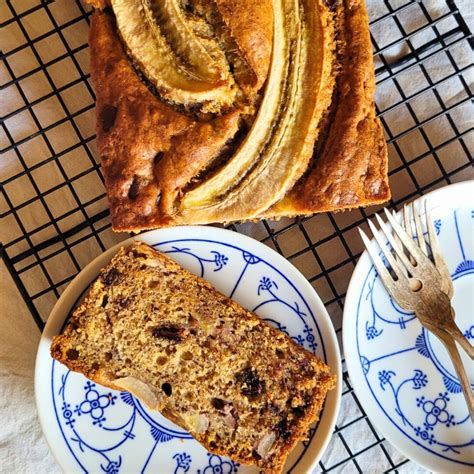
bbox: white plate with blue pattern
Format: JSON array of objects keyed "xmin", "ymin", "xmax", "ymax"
[
  {"xmin": 36, "ymin": 226, "xmax": 341, "ymax": 473},
  {"xmin": 343, "ymin": 180, "xmax": 474, "ymax": 472}
]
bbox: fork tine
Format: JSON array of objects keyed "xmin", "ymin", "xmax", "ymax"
[
  {"xmin": 367, "ymin": 220, "xmax": 409, "ymax": 281},
  {"xmin": 402, "ymin": 205, "xmax": 411, "ymax": 235},
  {"xmin": 384, "ymin": 209, "xmax": 426, "ymax": 263},
  {"xmin": 401, "ymin": 207, "xmax": 417, "ymax": 267},
  {"xmin": 374, "ymin": 214, "xmax": 413, "ymax": 273},
  {"xmin": 388, "ymin": 211, "xmax": 410, "ymax": 278},
  {"xmin": 424, "ymin": 200, "xmax": 454, "ymax": 298},
  {"xmin": 359, "ymin": 228, "xmax": 394, "ymax": 284},
  {"xmin": 424, "ymin": 200, "xmax": 443, "ymax": 266},
  {"xmin": 412, "ymin": 202, "xmax": 428, "ymax": 255}
]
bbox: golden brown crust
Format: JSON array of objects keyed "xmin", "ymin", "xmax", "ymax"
[{"xmin": 90, "ymin": 12, "xmax": 193, "ymax": 230}]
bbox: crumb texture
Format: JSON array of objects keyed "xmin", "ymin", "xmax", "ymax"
[{"xmin": 51, "ymin": 242, "xmax": 335, "ymax": 473}]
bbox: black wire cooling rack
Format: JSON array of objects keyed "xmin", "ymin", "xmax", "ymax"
[{"xmin": 1, "ymin": 0, "xmax": 473, "ymax": 472}]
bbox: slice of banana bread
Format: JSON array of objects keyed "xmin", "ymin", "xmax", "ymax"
[{"xmin": 51, "ymin": 242, "xmax": 335, "ymax": 473}]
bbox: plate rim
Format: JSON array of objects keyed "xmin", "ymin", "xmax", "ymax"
[
  {"xmin": 35, "ymin": 225, "xmax": 342, "ymax": 473},
  {"xmin": 342, "ymin": 180, "xmax": 474, "ymax": 472}
]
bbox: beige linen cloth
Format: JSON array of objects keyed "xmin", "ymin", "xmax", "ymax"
[{"xmin": 0, "ymin": 0, "xmax": 472, "ymax": 472}]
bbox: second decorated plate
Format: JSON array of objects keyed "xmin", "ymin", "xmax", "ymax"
[{"xmin": 343, "ymin": 181, "xmax": 474, "ymax": 472}]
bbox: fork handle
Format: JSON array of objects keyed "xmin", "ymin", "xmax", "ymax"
[
  {"xmin": 444, "ymin": 323, "xmax": 474, "ymax": 360},
  {"xmin": 437, "ymin": 331, "xmax": 474, "ymax": 423}
]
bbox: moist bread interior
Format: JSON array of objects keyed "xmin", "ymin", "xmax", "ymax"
[{"xmin": 51, "ymin": 243, "xmax": 335, "ymax": 472}]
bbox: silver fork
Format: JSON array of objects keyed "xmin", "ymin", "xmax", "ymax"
[{"xmin": 359, "ymin": 203, "xmax": 474, "ymax": 421}]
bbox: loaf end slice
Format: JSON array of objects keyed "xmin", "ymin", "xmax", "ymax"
[{"xmin": 51, "ymin": 242, "xmax": 336, "ymax": 473}]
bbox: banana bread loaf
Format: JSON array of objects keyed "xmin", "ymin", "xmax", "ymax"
[
  {"xmin": 51, "ymin": 242, "xmax": 335, "ymax": 473},
  {"xmin": 87, "ymin": 0, "xmax": 389, "ymax": 230}
]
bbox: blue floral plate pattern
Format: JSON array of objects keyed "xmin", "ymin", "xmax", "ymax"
[
  {"xmin": 36, "ymin": 227, "xmax": 341, "ymax": 473},
  {"xmin": 343, "ymin": 181, "xmax": 474, "ymax": 472}
]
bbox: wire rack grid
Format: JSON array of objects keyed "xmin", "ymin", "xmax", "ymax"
[{"xmin": 0, "ymin": 0, "xmax": 473, "ymax": 472}]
